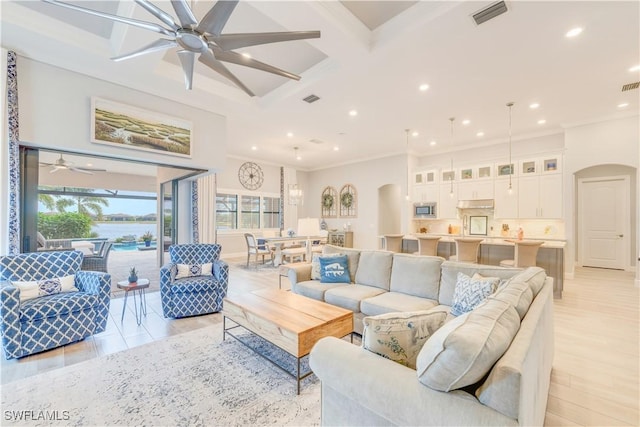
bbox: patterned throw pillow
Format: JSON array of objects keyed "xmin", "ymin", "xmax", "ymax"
[
  {"xmin": 175, "ymin": 263, "xmax": 213, "ymax": 279},
  {"xmin": 362, "ymin": 310, "xmax": 448, "ymax": 369},
  {"xmin": 319, "ymin": 255, "xmax": 350, "ymax": 283},
  {"xmin": 450, "ymin": 272, "xmax": 499, "ymax": 316},
  {"xmin": 311, "ymin": 253, "xmax": 343, "ymax": 280},
  {"xmin": 11, "ymin": 275, "xmax": 78, "ymax": 301}
]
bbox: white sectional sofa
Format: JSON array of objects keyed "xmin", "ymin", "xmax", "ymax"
[{"xmin": 287, "ymin": 245, "xmax": 554, "ymax": 426}]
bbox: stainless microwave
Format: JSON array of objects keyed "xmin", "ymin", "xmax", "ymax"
[{"xmin": 414, "ymin": 202, "xmax": 437, "ymax": 218}]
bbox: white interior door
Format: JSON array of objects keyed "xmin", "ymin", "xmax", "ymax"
[{"xmin": 579, "ymin": 176, "xmax": 629, "ymax": 269}]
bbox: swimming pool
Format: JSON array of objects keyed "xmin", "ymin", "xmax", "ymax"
[{"xmin": 112, "ymin": 241, "xmax": 157, "ymax": 251}]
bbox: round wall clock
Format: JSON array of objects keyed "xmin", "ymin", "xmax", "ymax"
[{"xmin": 238, "ymin": 162, "xmax": 264, "ymax": 190}]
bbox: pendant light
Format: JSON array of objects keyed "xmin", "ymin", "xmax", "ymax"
[
  {"xmin": 405, "ymin": 129, "xmax": 410, "ymax": 201},
  {"xmin": 449, "ymin": 117, "xmax": 455, "ymax": 197},
  {"xmin": 506, "ymin": 102, "xmax": 514, "ymax": 194}
]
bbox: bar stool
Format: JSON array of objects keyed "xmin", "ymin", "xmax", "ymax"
[
  {"xmin": 449, "ymin": 237, "xmax": 484, "ymax": 263},
  {"xmin": 383, "ymin": 234, "xmax": 404, "ymax": 253},
  {"xmin": 415, "ymin": 236, "xmax": 441, "ymax": 256},
  {"xmin": 500, "ymin": 240, "xmax": 544, "ymax": 267}
]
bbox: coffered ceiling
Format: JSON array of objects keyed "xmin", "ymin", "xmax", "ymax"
[{"xmin": 1, "ymin": 1, "xmax": 638, "ymax": 171}]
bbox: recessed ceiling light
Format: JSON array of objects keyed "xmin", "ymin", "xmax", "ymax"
[
  {"xmin": 333, "ymin": 146, "xmax": 340, "ymax": 151},
  {"xmin": 618, "ymin": 103, "xmax": 629, "ymax": 108},
  {"xmin": 629, "ymin": 64, "xmax": 640, "ymax": 72},
  {"xmin": 296, "ymin": 154, "xmax": 302, "ymax": 160},
  {"xmin": 349, "ymin": 110, "xmax": 358, "ymax": 116},
  {"xmin": 251, "ymin": 146, "xmax": 257, "ymax": 150},
  {"xmin": 86, "ymin": 163, "xmax": 93, "ymax": 167},
  {"xmin": 429, "ymin": 140, "xmax": 437, "ymax": 146},
  {"xmin": 476, "ymin": 131, "xmax": 485, "ymax": 137},
  {"xmin": 241, "ymin": 52, "xmax": 251, "ymax": 58},
  {"xmin": 565, "ymin": 27, "xmax": 583, "ymax": 38},
  {"xmin": 412, "ymin": 131, "xmax": 419, "ymax": 137},
  {"xmin": 419, "ymin": 84, "xmax": 429, "ymax": 91},
  {"xmin": 537, "ymin": 119, "xmax": 546, "ymax": 125},
  {"xmin": 287, "ymin": 132, "xmax": 293, "ymax": 137},
  {"xmin": 529, "ymin": 103, "xmax": 540, "ymax": 109},
  {"xmin": 462, "ymin": 119, "xmax": 470, "ymax": 126}
]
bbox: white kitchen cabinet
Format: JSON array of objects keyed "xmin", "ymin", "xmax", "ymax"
[
  {"xmin": 518, "ymin": 174, "xmax": 562, "ymax": 219},
  {"xmin": 494, "ymin": 178, "xmax": 518, "ymax": 218},
  {"xmin": 412, "ymin": 184, "xmax": 438, "ymax": 203},
  {"xmin": 458, "ymin": 180, "xmax": 494, "ymax": 200},
  {"xmin": 438, "ymin": 183, "xmax": 458, "ymax": 219}
]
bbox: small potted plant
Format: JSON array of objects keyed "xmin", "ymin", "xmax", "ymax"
[
  {"xmin": 128, "ymin": 267, "xmax": 138, "ymax": 284},
  {"xmin": 141, "ymin": 231, "xmax": 154, "ymax": 247}
]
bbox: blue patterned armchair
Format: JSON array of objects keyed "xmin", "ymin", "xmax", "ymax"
[
  {"xmin": 0, "ymin": 251, "xmax": 111, "ymax": 359},
  {"xmin": 160, "ymin": 244, "xmax": 229, "ymax": 318}
]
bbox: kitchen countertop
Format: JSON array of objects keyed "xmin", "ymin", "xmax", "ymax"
[{"xmin": 403, "ymin": 234, "xmax": 566, "ymax": 248}]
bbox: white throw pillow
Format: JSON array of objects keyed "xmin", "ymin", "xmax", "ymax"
[
  {"xmin": 311, "ymin": 253, "xmax": 342, "ymax": 280},
  {"xmin": 175, "ymin": 263, "xmax": 213, "ymax": 279},
  {"xmin": 416, "ymin": 299, "xmax": 521, "ymax": 392},
  {"xmin": 450, "ymin": 272, "xmax": 499, "ymax": 316},
  {"xmin": 11, "ymin": 274, "xmax": 78, "ymax": 301},
  {"xmin": 363, "ymin": 310, "xmax": 447, "ymax": 369}
]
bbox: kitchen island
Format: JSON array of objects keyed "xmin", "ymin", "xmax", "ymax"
[{"xmin": 402, "ymin": 234, "xmax": 565, "ymax": 298}]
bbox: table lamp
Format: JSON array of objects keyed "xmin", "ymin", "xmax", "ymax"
[{"xmin": 297, "ymin": 217, "xmax": 320, "ymax": 262}]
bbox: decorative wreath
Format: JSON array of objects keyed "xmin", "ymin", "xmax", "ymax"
[
  {"xmin": 341, "ymin": 192, "xmax": 354, "ymax": 208},
  {"xmin": 322, "ymin": 194, "xmax": 334, "ymax": 209}
]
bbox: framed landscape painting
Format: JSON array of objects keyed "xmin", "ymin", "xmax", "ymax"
[{"xmin": 91, "ymin": 97, "xmax": 192, "ymax": 158}]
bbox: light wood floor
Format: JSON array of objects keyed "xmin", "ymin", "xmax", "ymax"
[{"xmin": 1, "ymin": 258, "xmax": 638, "ymax": 426}]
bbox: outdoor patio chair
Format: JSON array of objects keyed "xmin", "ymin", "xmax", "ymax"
[
  {"xmin": 0, "ymin": 250, "xmax": 111, "ymax": 359},
  {"xmin": 36, "ymin": 232, "xmax": 72, "ymax": 251},
  {"xmin": 81, "ymin": 242, "xmax": 113, "ymax": 273},
  {"xmin": 159, "ymin": 244, "xmax": 229, "ymax": 318}
]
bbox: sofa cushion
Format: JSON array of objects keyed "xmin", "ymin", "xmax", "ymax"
[
  {"xmin": 491, "ymin": 280, "xmax": 533, "ymax": 319},
  {"xmin": 12, "ymin": 275, "xmax": 78, "ymax": 302},
  {"xmin": 324, "ymin": 245, "xmax": 360, "ymax": 283},
  {"xmin": 320, "ymin": 255, "xmax": 351, "ymax": 283},
  {"xmin": 450, "ymin": 272, "xmax": 499, "ymax": 316},
  {"xmin": 324, "ymin": 285, "xmax": 386, "ymax": 312},
  {"xmin": 170, "ymin": 276, "xmax": 222, "ymax": 293},
  {"xmin": 416, "ymin": 298, "xmax": 521, "ymax": 392},
  {"xmin": 354, "ymin": 251, "xmax": 393, "ymax": 291},
  {"xmin": 508, "ymin": 267, "xmax": 547, "ymax": 297},
  {"xmin": 292, "ymin": 280, "xmax": 348, "ymax": 301},
  {"xmin": 362, "ymin": 310, "xmax": 447, "ymax": 369},
  {"xmin": 439, "ymin": 261, "xmax": 521, "ymax": 306},
  {"xmin": 360, "ymin": 292, "xmax": 438, "ymax": 317},
  {"xmin": 311, "ymin": 253, "xmax": 343, "ymax": 280},
  {"xmin": 20, "ymin": 292, "xmax": 98, "ymax": 322},
  {"xmin": 389, "ymin": 254, "xmax": 443, "ymax": 299}
]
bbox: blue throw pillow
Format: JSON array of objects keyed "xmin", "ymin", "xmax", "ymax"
[{"xmin": 319, "ymin": 255, "xmax": 351, "ymax": 283}]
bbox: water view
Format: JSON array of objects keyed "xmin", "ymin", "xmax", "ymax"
[{"xmin": 91, "ymin": 222, "xmax": 157, "ymax": 240}]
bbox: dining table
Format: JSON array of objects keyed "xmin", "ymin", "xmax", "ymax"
[{"xmin": 262, "ymin": 236, "xmax": 324, "ymax": 266}]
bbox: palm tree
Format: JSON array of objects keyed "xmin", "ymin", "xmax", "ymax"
[{"xmin": 38, "ymin": 187, "xmax": 109, "ymax": 219}]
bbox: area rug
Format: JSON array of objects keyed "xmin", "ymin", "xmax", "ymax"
[{"xmin": 1, "ymin": 323, "xmax": 320, "ymax": 426}]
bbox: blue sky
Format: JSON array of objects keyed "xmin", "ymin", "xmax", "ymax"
[{"xmin": 39, "ymin": 198, "xmax": 157, "ymax": 216}]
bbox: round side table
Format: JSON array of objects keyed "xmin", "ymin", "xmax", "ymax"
[{"xmin": 116, "ymin": 279, "xmax": 150, "ymax": 325}]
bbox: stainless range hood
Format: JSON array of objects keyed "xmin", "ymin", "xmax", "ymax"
[{"xmin": 456, "ymin": 199, "xmax": 495, "ymax": 209}]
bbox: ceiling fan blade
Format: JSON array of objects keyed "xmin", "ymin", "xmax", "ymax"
[
  {"xmin": 170, "ymin": 0, "xmax": 197, "ymax": 27},
  {"xmin": 50, "ymin": 167, "xmax": 63, "ymax": 174},
  {"xmin": 39, "ymin": 162, "xmax": 54, "ymax": 167},
  {"xmin": 177, "ymin": 50, "xmax": 196, "ymax": 90},
  {"xmin": 112, "ymin": 39, "xmax": 178, "ymax": 62},
  {"xmin": 76, "ymin": 167, "xmax": 107, "ymax": 172},
  {"xmin": 198, "ymin": 51, "xmax": 255, "ymax": 97},
  {"xmin": 42, "ymin": 0, "xmax": 175, "ymax": 37},
  {"xmin": 196, "ymin": 0, "xmax": 238, "ymax": 36},
  {"xmin": 69, "ymin": 167, "xmax": 93, "ymax": 175},
  {"xmin": 211, "ymin": 46, "xmax": 300, "ymax": 81},
  {"xmin": 212, "ymin": 31, "xmax": 321, "ymax": 51},
  {"xmin": 135, "ymin": 0, "xmax": 180, "ymax": 31}
]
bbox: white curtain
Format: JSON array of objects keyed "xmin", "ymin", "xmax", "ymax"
[{"xmin": 197, "ymin": 173, "xmax": 217, "ymax": 243}]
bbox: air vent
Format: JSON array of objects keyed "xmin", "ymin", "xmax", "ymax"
[
  {"xmin": 309, "ymin": 139, "xmax": 324, "ymax": 144},
  {"xmin": 622, "ymin": 82, "xmax": 640, "ymax": 91},
  {"xmin": 472, "ymin": 1, "xmax": 508, "ymax": 25},
  {"xmin": 303, "ymin": 94, "xmax": 320, "ymax": 103}
]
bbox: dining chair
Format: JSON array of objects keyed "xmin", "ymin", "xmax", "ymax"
[
  {"xmin": 500, "ymin": 240, "xmax": 544, "ymax": 268},
  {"xmin": 244, "ymin": 233, "xmax": 273, "ymax": 267}
]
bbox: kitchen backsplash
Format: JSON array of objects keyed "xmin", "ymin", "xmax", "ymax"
[{"xmin": 414, "ymin": 218, "xmax": 565, "ymax": 240}]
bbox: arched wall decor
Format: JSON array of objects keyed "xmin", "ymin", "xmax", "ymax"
[
  {"xmin": 339, "ymin": 184, "xmax": 357, "ymax": 218},
  {"xmin": 321, "ymin": 186, "xmax": 337, "ymax": 218},
  {"xmin": 7, "ymin": 50, "xmax": 20, "ymax": 255}
]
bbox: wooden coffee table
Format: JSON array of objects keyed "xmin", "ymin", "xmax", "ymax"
[{"xmin": 222, "ymin": 288, "xmax": 353, "ymax": 394}]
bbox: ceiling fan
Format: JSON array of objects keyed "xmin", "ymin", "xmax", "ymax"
[
  {"xmin": 42, "ymin": 0, "xmax": 321, "ymax": 96},
  {"xmin": 39, "ymin": 154, "xmax": 107, "ymax": 175}
]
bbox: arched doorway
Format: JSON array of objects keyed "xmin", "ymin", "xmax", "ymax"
[{"xmin": 378, "ymin": 184, "xmax": 402, "ymax": 246}]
